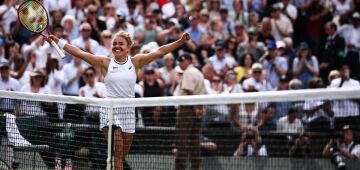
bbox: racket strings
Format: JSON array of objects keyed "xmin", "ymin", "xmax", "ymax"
[{"xmin": 18, "ymin": 1, "xmax": 48, "ymax": 33}]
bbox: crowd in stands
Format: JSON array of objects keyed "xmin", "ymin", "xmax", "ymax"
[{"xmin": 1, "ymin": 0, "xmax": 360, "ymax": 167}]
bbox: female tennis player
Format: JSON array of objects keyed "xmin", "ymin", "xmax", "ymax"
[{"xmin": 47, "ymin": 31, "xmax": 190, "ymax": 170}]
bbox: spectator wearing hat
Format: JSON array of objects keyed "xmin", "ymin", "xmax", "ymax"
[
  {"xmin": 270, "ymin": 3, "xmax": 293, "ymax": 41},
  {"xmin": 209, "ymin": 40, "xmax": 237, "ymax": 76},
  {"xmin": 323, "ymin": 125, "xmax": 360, "ymax": 160},
  {"xmin": 0, "ymin": 61, "xmax": 21, "ymax": 91},
  {"xmin": 327, "ymin": 70, "xmax": 340, "ymax": 87},
  {"xmin": 242, "ymin": 62, "xmax": 272, "ymax": 92},
  {"xmin": 259, "ymin": 41, "xmax": 288, "ymax": 89},
  {"xmin": 237, "ymin": 27, "xmax": 266, "ymax": 62},
  {"xmin": 320, "ymin": 22, "xmax": 346, "ymax": 84},
  {"xmin": 71, "ymin": 22, "xmax": 101, "ymax": 55},
  {"xmin": 111, "ymin": 9, "xmax": 135, "ymax": 37},
  {"xmin": 292, "ymin": 42, "xmax": 319, "ymax": 89},
  {"xmin": 175, "ymin": 53, "xmax": 205, "ymax": 170},
  {"xmin": 61, "ymin": 15, "xmax": 79, "ymax": 42}
]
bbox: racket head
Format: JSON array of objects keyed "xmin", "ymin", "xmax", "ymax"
[{"xmin": 17, "ymin": 0, "xmax": 49, "ymax": 34}]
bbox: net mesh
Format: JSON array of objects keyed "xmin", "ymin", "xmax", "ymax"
[
  {"xmin": 1, "ymin": 88, "xmax": 360, "ymax": 170},
  {"xmin": 17, "ymin": 1, "xmax": 48, "ymax": 33}
]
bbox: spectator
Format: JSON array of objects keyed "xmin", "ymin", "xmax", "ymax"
[
  {"xmin": 257, "ymin": 17, "xmax": 275, "ymax": 44},
  {"xmin": 139, "ymin": 66, "xmax": 164, "ymax": 126},
  {"xmin": 201, "ymin": 63, "xmax": 216, "ymax": 94},
  {"xmin": 43, "ymin": 0, "xmax": 71, "ymax": 14},
  {"xmin": 45, "ymin": 55, "xmax": 63, "ymax": 95},
  {"xmin": 323, "ymin": 125, "xmax": 360, "ymax": 160},
  {"xmin": 224, "ymin": 37, "xmax": 238, "ymax": 60},
  {"xmin": 277, "ymin": 107, "xmax": 304, "ymax": 133},
  {"xmin": 260, "ymin": 41, "xmax": 288, "ymax": 89},
  {"xmin": 237, "ymin": 27, "xmax": 266, "ymax": 62},
  {"xmin": 328, "ymin": 65, "xmax": 360, "ymax": 128},
  {"xmin": 83, "ymin": 5, "xmax": 107, "ymax": 42},
  {"xmin": 303, "ymin": 77, "xmax": 334, "ymax": 132},
  {"xmin": 234, "ymin": 128, "xmax": 268, "ymax": 157},
  {"xmin": 158, "ymin": 53, "xmax": 178, "ymax": 96},
  {"xmin": 259, "ymin": 104, "xmax": 277, "ymax": 131},
  {"xmin": 289, "ymin": 133, "xmax": 314, "ymax": 158},
  {"xmin": 65, "ymin": 0, "xmax": 85, "ymax": 27},
  {"xmin": 233, "ymin": 53, "xmax": 254, "ymax": 83},
  {"xmin": 134, "ymin": 12, "xmax": 163, "ymax": 45},
  {"xmin": 319, "ymin": 22, "xmax": 346, "ymax": 84},
  {"xmin": 233, "ymin": 21, "xmax": 249, "ymax": 44},
  {"xmin": 127, "ymin": 0, "xmax": 144, "ymax": 27},
  {"xmin": 71, "ymin": 22, "xmax": 101, "ymax": 55},
  {"xmin": 198, "ymin": 9, "xmax": 210, "ymax": 31},
  {"xmin": 61, "ymin": 57, "xmax": 86, "ymax": 96},
  {"xmin": 289, "ymin": 78, "xmax": 303, "ymax": 90},
  {"xmin": 327, "ymin": 70, "xmax": 341, "ymax": 87},
  {"xmin": 231, "ymin": 86, "xmax": 263, "ymax": 130},
  {"xmin": 222, "ymin": 70, "xmax": 243, "ymax": 94},
  {"xmin": 242, "ymin": 63, "xmax": 272, "ymax": 91},
  {"xmin": 194, "ymin": 33, "xmax": 215, "ymax": 68},
  {"xmin": 209, "ymin": 40, "xmax": 237, "ymax": 76},
  {"xmin": 305, "ymin": 0, "xmax": 330, "ymax": 55},
  {"xmin": 283, "ymin": 37, "xmax": 297, "ymax": 78},
  {"xmin": 228, "ymin": 0, "xmax": 249, "ymax": 29},
  {"xmin": 184, "ymin": 12, "xmax": 204, "ymax": 45},
  {"xmin": 207, "ymin": 0, "xmax": 221, "ymax": 19},
  {"xmin": 0, "ymin": 0, "xmax": 17, "ymax": 35},
  {"xmin": 270, "ymin": 3, "xmax": 293, "ymax": 41},
  {"xmin": 111, "ymin": 9, "xmax": 135, "ymax": 37},
  {"xmin": 79, "ymin": 67, "xmax": 106, "ymax": 98},
  {"xmin": 100, "ymin": 2, "xmax": 116, "ymax": 31},
  {"xmin": 219, "ymin": 7, "xmax": 234, "ymax": 38},
  {"xmin": 282, "ymin": 0, "xmax": 298, "ymax": 23},
  {"xmin": 96, "ymin": 30, "xmax": 112, "ymax": 57},
  {"xmin": 331, "ymin": 0, "xmax": 355, "ymax": 18},
  {"xmin": 0, "ymin": 61, "xmax": 20, "ymax": 91},
  {"xmin": 60, "ymin": 15, "xmax": 79, "ymax": 42},
  {"xmin": 292, "ymin": 42, "xmax": 319, "ymax": 89}
]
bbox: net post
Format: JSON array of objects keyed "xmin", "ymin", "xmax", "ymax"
[{"xmin": 106, "ymin": 101, "xmax": 114, "ymax": 170}]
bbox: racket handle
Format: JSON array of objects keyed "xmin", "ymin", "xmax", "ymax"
[{"xmin": 50, "ymin": 40, "xmax": 66, "ymax": 58}]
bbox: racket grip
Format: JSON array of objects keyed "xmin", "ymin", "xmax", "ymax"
[{"xmin": 50, "ymin": 40, "xmax": 66, "ymax": 58}]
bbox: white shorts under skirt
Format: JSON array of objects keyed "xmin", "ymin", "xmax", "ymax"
[{"xmin": 99, "ymin": 107, "xmax": 136, "ymax": 133}]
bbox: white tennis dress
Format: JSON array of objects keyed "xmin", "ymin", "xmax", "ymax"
[{"xmin": 100, "ymin": 56, "xmax": 137, "ymax": 133}]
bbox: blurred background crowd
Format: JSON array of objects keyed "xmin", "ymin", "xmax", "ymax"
[{"xmin": 0, "ymin": 0, "xmax": 360, "ymax": 131}]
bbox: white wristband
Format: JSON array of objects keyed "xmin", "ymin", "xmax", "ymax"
[{"xmin": 57, "ymin": 39, "xmax": 67, "ymax": 49}]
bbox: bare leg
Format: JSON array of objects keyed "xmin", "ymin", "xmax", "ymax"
[{"xmin": 103, "ymin": 128, "xmax": 125, "ymax": 170}]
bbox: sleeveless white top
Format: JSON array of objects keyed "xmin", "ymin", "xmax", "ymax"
[{"xmin": 104, "ymin": 56, "xmax": 137, "ymax": 98}]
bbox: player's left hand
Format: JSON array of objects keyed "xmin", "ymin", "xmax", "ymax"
[{"xmin": 181, "ymin": 32, "xmax": 191, "ymax": 42}]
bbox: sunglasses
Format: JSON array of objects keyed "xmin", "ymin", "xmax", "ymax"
[
  {"xmin": 211, "ymin": 79, "xmax": 221, "ymax": 83},
  {"xmin": 102, "ymin": 35, "xmax": 112, "ymax": 39},
  {"xmin": 253, "ymin": 71, "xmax": 262, "ymax": 74},
  {"xmin": 85, "ymin": 73, "xmax": 94, "ymax": 77},
  {"xmin": 82, "ymin": 29, "xmax": 91, "ymax": 32}
]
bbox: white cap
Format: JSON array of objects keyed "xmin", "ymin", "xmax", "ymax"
[{"xmin": 276, "ymin": 41, "xmax": 286, "ymax": 49}]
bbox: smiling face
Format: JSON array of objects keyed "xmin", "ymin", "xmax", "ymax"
[{"xmin": 112, "ymin": 36, "xmax": 130, "ymax": 57}]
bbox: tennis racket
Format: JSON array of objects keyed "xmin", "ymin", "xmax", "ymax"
[
  {"xmin": 0, "ymin": 159, "xmax": 10, "ymax": 170},
  {"xmin": 17, "ymin": 0, "xmax": 66, "ymax": 58}
]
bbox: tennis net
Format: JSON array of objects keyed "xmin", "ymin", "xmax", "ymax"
[{"xmin": 0, "ymin": 88, "xmax": 360, "ymax": 170}]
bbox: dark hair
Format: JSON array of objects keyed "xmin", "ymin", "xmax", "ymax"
[
  {"xmin": 84, "ymin": 66, "xmax": 96, "ymax": 74},
  {"xmin": 329, "ymin": 22, "xmax": 337, "ymax": 31},
  {"xmin": 239, "ymin": 53, "xmax": 254, "ymax": 67},
  {"xmin": 287, "ymin": 107, "xmax": 297, "ymax": 115}
]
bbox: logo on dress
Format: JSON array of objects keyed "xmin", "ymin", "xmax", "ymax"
[
  {"xmin": 113, "ymin": 67, "xmax": 118, "ymax": 70},
  {"xmin": 128, "ymin": 66, "xmax": 132, "ymax": 70}
]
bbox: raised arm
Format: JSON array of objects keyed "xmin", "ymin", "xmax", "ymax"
[
  {"xmin": 132, "ymin": 32, "xmax": 190, "ymax": 69},
  {"xmin": 47, "ymin": 35, "xmax": 109, "ymax": 72}
]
